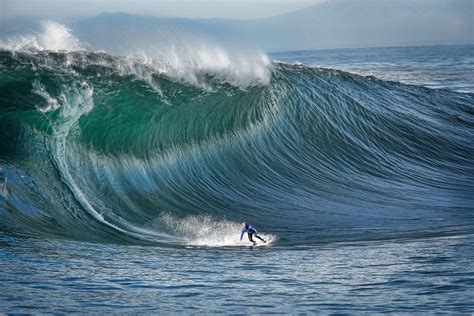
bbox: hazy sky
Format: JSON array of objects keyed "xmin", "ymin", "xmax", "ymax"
[
  {"xmin": 2, "ymin": 0, "xmax": 470, "ymax": 51},
  {"xmin": 1, "ymin": 0, "xmax": 327, "ymax": 20}
]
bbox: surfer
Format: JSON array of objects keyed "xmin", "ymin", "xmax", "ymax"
[{"xmin": 240, "ymin": 222, "xmax": 266, "ymax": 245}]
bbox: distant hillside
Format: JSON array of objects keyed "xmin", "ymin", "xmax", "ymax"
[
  {"xmin": 238, "ymin": 0, "xmax": 474, "ymax": 51},
  {"xmin": 4, "ymin": 0, "xmax": 473, "ymax": 52}
]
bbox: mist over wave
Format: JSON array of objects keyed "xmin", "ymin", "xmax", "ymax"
[
  {"xmin": 0, "ymin": 21, "xmax": 473, "ymax": 247},
  {"xmin": 0, "ymin": 20, "xmax": 271, "ymax": 88},
  {"xmin": 0, "ymin": 21, "xmax": 84, "ymax": 52}
]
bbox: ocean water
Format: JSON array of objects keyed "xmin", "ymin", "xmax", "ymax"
[
  {"xmin": 1, "ymin": 23, "xmax": 473, "ymax": 313},
  {"xmin": 272, "ymin": 45, "xmax": 474, "ymax": 93}
]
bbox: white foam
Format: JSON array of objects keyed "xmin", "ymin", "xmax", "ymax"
[
  {"xmin": 136, "ymin": 43, "xmax": 272, "ymax": 88},
  {"xmin": 159, "ymin": 213, "xmax": 276, "ymax": 247},
  {"xmin": 0, "ymin": 35, "xmax": 42, "ymax": 51},
  {"xmin": 39, "ymin": 21, "xmax": 84, "ymax": 51},
  {"xmin": 0, "ymin": 21, "xmax": 84, "ymax": 52}
]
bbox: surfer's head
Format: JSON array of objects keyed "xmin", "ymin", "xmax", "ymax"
[{"xmin": 242, "ymin": 222, "xmax": 248, "ymax": 228}]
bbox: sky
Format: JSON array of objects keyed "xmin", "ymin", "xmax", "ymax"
[
  {"xmin": 0, "ymin": 0, "xmax": 327, "ymax": 20},
  {"xmin": 1, "ymin": 0, "xmax": 471, "ymax": 51}
]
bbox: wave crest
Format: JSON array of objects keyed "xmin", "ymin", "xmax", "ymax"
[
  {"xmin": 0, "ymin": 21, "xmax": 84, "ymax": 52},
  {"xmin": 1, "ymin": 20, "xmax": 271, "ymax": 88}
]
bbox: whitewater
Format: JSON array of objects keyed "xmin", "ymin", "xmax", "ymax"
[{"xmin": 1, "ymin": 22, "xmax": 474, "ymax": 313}]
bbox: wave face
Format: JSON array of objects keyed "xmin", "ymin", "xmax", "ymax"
[{"xmin": 1, "ymin": 47, "xmax": 474, "ymax": 247}]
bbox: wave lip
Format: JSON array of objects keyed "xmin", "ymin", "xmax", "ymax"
[{"xmin": 0, "ymin": 20, "xmax": 272, "ymax": 88}]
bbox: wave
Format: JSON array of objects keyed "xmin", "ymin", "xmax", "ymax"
[{"xmin": 0, "ymin": 40, "xmax": 473, "ymax": 247}]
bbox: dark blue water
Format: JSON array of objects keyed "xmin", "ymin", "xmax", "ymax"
[
  {"xmin": 1, "ymin": 43, "xmax": 474, "ymax": 313},
  {"xmin": 272, "ymin": 45, "xmax": 474, "ymax": 93},
  {"xmin": 2, "ymin": 234, "xmax": 474, "ymax": 313}
]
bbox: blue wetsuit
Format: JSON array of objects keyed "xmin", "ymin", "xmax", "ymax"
[{"xmin": 240, "ymin": 223, "xmax": 266, "ymax": 244}]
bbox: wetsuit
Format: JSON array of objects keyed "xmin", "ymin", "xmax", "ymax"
[{"xmin": 240, "ymin": 224, "xmax": 265, "ymax": 244}]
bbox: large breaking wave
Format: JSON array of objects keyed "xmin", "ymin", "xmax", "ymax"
[{"xmin": 0, "ymin": 22, "xmax": 473, "ymax": 247}]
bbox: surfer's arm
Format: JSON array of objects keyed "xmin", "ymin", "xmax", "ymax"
[{"xmin": 240, "ymin": 229, "xmax": 246, "ymax": 241}]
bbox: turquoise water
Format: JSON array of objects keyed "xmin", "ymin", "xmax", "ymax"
[{"xmin": 1, "ymin": 44, "xmax": 474, "ymax": 313}]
